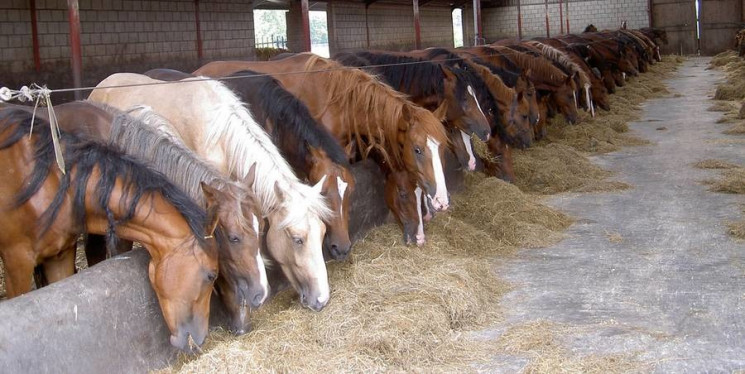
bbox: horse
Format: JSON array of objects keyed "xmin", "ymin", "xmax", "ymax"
[
  {"xmin": 336, "ymin": 51, "xmax": 491, "ymax": 142},
  {"xmin": 194, "ymin": 53, "xmax": 451, "ymax": 212},
  {"xmin": 218, "ymin": 70, "xmax": 356, "ymax": 261},
  {"xmin": 584, "ymin": 24, "xmax": 599, "ymax": 33},
  {"xmin": 144, "ymin": 68, "xmax": 356, "ymax": 262},
  {"xmin": 0, "ymin": 107, "xmax": 219, "ymax": 352},
  {"xmin": 89, "ymin": 73, "xmax": 334, "ymax": 312},
  {"xmin": 11, "ymin": 100, "xmax": 269, "ymax": 334}
]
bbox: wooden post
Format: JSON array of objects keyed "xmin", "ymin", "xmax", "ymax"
[
  {"xmin": 30, "ymin": 0, "xmax": 41, "ymax": 72},
  {"xmin": 413, "ymin": 0, "xmax": 422, "ymax": 49},
  {"xmin": 66, "ymin": 0, "xmax": 82, "ymax": 100},
  {"xmin": 544, "ymin": 0, "xmax": 550, "ymax": 37},
  {"xmin": 194, "ymin": 0, "xmax": 203, "ymax": 59},
  {"xmin": 559, "ymin": 0, "xmax": 564, "ymax": 34},
  {"xmin": 517, "ymin": 0, "xmax": 523, "ymax": 40},
  {"xmin": 301, "ymin": 0, "xmax": 311, "ymax": 52},
  {"xmin": 473, "ymin": 0, "xmax": 482, "ymax": 45}
]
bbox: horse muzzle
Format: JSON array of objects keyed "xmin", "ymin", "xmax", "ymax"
[
  {"xmin": 170, "ymin": 318, "xmax": 208, "ymax": 353},
  {"xmin": 300, "ymin": 288, "xmax": 330, "ymax": 312},
  {"xmin": 324, "ymin": 235, "xmax": 352, "ymax": 261}
]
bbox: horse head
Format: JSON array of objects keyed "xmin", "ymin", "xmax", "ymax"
[{"xmin": 384, "ymin": 168, "xmax": 423, "ymax": 245}]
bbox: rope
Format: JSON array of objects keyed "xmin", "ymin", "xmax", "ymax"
[{"xmin": 0, "ymin": 84, "xmax": 65, "ymax": 174}]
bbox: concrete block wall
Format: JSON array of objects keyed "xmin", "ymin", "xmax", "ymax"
[
  {"xmin": 0, "ymin": 0, "xmax": 255, "ymax": 74},
  {"xmin": 481, "ymin": 0, "xmax": 649, "ymax": 41},
  {"xmin": 327, "ymin": 2, "xmax": 455, "ymax": 54}
]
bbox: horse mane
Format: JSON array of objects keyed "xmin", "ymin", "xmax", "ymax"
[
  {"xmin": 526, "ymin": 41, "xmax": 591, "ymax": 88},
  {"xmin": 493, "ymin": 45, "xmax": 569, "ymax": 87},
  {"xmin": 105, "ymin": 106, "xmax": 251, "ymax": 212},
  {"xmin": 195, "ymin": 77, "xmax": 332, "ymax": 226},
  {"xmin": 301, "ymin": 53, "xmax": 448, "ymax": 165},
  {"xmin": 222, "ymin": 70, "xmax": 350, "ymax": 172},
  {"xmin": 465, "ymin": 51, "xmax": 521, "ymax": 87},
  {"xmin": 422, "ymin": 48, "xmax": 502, "ymax": 127},
  {"xmin": 0, "ymin": 107, "xmax": 210, "ymax": 248},
  {"xmin": 351, "ymin": 51, "xmax": 463, "ymax": 105}
]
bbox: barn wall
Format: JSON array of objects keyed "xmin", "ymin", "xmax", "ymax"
[
  {"xmin": 0, "ymin": 0, "xmax": 255, "ymax": 75},
  {"xmin": 420, "ymin": 7, "xmax": 455, "ymax": 48},
  {"xmin": 482, "ymin": 0, "xmax": 649, "ymax": 41}
]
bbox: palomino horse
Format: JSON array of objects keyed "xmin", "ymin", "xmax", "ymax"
[
  {"xmin": 55, "ymin": 101, "xmax": 268, "ymax": 334},
  {"xmin": 216, "ymin": 70, "xmax": 356, "ymax": 261},
  {"xmin": 194, "ymin": 53, "xmax": 452, "ymax": 214},
  {"xmin": 89, "ymin": 74, "xmax": 333, "ymax": 311},
  {"xmin": 0, "ymin": 107, "xmax": 219, "ymax": 351},
  {"xmin": 144, "ymin": 68, "xmax": 355, "ymax": 261}
]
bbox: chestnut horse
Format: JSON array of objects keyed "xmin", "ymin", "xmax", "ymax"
[
  {"xmin": 0, "ymin": 107, "xmax": 218, "ymax": 351},
  {"xmin": 89, "ymin": 73, "xmax": 333, "ymax": 312},
  {"xmin": 194, "ymin": 53, "xmax": 451, "ymax": 213}
]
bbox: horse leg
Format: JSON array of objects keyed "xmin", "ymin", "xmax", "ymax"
[
  {"xmin": 1, "ymin": 247, "xmax": 36, "ymax": 298},
  {"xmin": 42, "ymin": 245, "xmax": 77, "ymax": 284}
]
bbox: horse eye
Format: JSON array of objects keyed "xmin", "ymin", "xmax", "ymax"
[
  {"xmin": 414, "ymin": 147, "xmax": 422, "ymax": 155},
  {"xmin": 229, "ymin": 235, "xmax": 241, "ymax": 243},
  {"xmin": 206, "ymin": 271, "xmax": 218, "ymax": 283},
  {"xmin": 399, "ymin": 191, "xmax": 408, "ymax": 199},
  {"xmin": 293, "ymin": 237, "xmax": 304, "ymax": 245}
]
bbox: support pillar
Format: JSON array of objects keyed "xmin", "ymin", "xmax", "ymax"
[
  {"xmin": 472, "ymin": 0, "xmax": 482, "ymax": 45},
  {"xmin": 66, "ymin": 0, "xmax": 82, "ymax": 100},
  {"xmin": 301, "ymin": 0, "xmax": 311, "ymax": 52},
  {"xmin": 559, "ymin": 0, "xmax": 564, "ymax": 34},
  {"xmin": 544, "ymin": 0, "xmax": 550, "ymax": 37},
  {"xmin": 30, "ymin": 0, "xmax": 40, "ymax": 72},
  {"xmin": 413, "ymin": 0, "xmax": 422, "ymax": 49},
  {"xmin": 194, "ymin": 0, "xmax": 203, "ymax": 59},
  {"xmin": 517, "ymin": 0, "xmax": 523, "ymax": 40}
]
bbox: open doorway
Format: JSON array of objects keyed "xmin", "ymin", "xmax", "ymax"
[
  {"xmin": 310, "ymin": 10, "xmax": 330, "ymax": 57},
  {"xmin": 452, "ymin": 9, "xmax": 464, "ymax": 47},
  {"xmin": 254, "ymin": 10, "xmax": 288, "ymax": 59}
]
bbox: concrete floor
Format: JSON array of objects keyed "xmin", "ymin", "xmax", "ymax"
[{"xmin": 484, "ymin": 58, "xmax": 745, "ymax": 372}]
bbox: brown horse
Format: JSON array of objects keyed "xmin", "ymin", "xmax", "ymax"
[
  {"xmin": 194, "ymin": 53, "xmax": 451, "ymax": 212},
  {"xmin": 48, "ymin": 101, "xmax": 268, "ymax": 334},
  {"xmin": 0, "ymin": 107, "xmax": 218, "ymax": 351},
  {"xmin": 89, "ymin": 73, "xmax": 333, "ymax": 312}
]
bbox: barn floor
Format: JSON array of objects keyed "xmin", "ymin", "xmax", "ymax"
[{"xmin": 480, "ymin": 58, "xmax": 745, "ymax": 372}]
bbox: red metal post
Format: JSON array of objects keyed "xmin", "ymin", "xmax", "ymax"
[
  {"xmin": 473, "ymin": 0, "xmax": 482, "ymax": 45},
  {"xmin": 301, "ymin": 0, "xmax": 311, "ymax": 52},
  {"xmin": 66, "ymin": 0, "xmax": 82, "ymax": 100},
  {"xmin": 194, "ymin": 0, "xmax": 203, "ymax": 59},
  {"xmin": 565, "ymin": 0, "xmax": 570, "ymax": 33},
  {"xmin": 365, "ymin": 7, "xmax": 370, "ymax": 48},
  {"xmin": 413, "ymin": 0, "xmax": 422, "ymax": 49},
  {"xmin": 517, "ymin": 0, "xmax": 523, "ymax": 40},
  {"xmin": 544, "ymin": 0, "xmax": 550, "ymax": 37},
  {"xmin": 559, "ymin": 0, "xmax": 564, "ymax": 34},
  {"xmin": 647, "ymin": 0, "xmax": 653, "ymax": 27},
  {"xmin": 30, "ymin": 0, "xmax": 41, "ymax": 72}
]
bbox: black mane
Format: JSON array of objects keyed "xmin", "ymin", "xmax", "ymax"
[
  {"xmin": 222, "ymin": 70, "xmax": 350, "ymax": 176},
  {"xmin": 0, "ymin": 108, "xmax": 209, "ymax": 248}
]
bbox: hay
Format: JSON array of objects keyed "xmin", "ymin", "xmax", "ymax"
[
  {"xmin": 728, "ymin": 218, "xmax": 745, "ymax": 240},
  {"xmin": 709, "ymin": 50, "xmax": 740, "ymax": 68},
  {"xmin": 708, "ymin": 168, "xmax": 745, "ymax": 194},
  {"xmin": 514, "ymin": 144, "xmax": 631, "ymax": 194},
  {"xmin": 707, "ymin": 101, "xmax": 739, "ymax": 112},
  {"xmin": 494, "ymin": 321, "xmax": 645, "ymax": 374},
  {"xmin": 606, "ymin": 232, "xmax": 624, "ymax": 243},
  {"xmin": 712, "ymin": 55, "xmax": 745, "ymax": 101},
  {"xmin": 724, "ymin": 121, "xmax": 745, "ymax": 134},
  {"xmin": 693, "ymin": 159, "xmax": 741, "ymax": 169}
]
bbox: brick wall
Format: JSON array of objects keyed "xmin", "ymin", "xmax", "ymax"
[
  {"xmin": 0, "ymin": 0, "xmax": 254, "ymax": 75},
  {"xmin": 327, "ymin": 2, "xmax": 455, "ymax": 54},
  {"xmin": 482, "ymin": 0, "xmax": 650, "ymax": 41}
]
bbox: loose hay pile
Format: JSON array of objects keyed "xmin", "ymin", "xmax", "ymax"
[
  {"xmin": 708, "ymin": 52, "xmax": 745, "ymax": 132},
  {"xmin": 693, "ymin": 159, "xmax": 741, "ymax": 170},
  {"xmin": 157, "ymin": 56, "xmax": 682, "ymax": 373},
  {"xmin": 708, "ymin": 168, "xmax": 745, "ymax": 194}
]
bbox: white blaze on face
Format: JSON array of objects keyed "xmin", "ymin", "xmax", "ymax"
[
  {"xmin": 250, "ymin": 213, "xmax": 269, "ymax": 303},
  {"xmin": 459, "ymin": 130, "xmax": 476, "ymax": 171},
  {"xmin": 584, "ymin": 84, "xmax": 595, "ymax": 117},
  {"xmin": 467, "ymin": 85, "xmax": 488, "ymax": 123},
  {"xmin": 308, "ymin": 218, "xmax": 330, "ymax": 306},
  {"xmin": 336, "ymin": 176, "xmax": 348, "ymax": 216},
  {"xmin": 622, "ymin": 72, "xmax": 627, "ymax": 80},
  {"xmin": 426, "ymin": 136, "xmax": 449, "ymax": 211},
  {"xmin": 414, "ymin": 186, "xmax": 425, "ymax": 246},
  {"xmin": 573, "ymin": 91, "xmax": 578, "ymax": 109}
]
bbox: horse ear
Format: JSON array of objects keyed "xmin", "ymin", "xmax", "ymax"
[
  {"xmin": 432, "ymin": 100, "xmax": 448, "ymax": 122},
  {"xmin": 273, "ymin": 181, "xmax": 285, "ymax": 202},
  {"xmin": 244, "ymin": 163, "xmax": 257, "ymax": 188},
  {"xmin": 400, "ymin": 106, "xmax": 412, "ymax": 130},
  {"xmin": 200, "ymin": 182, "xmax": 221, "ymax": 238},
  {"xmin": 524, "ymin": 68, "xmax": 532, "ymax": 80},
  {"xmin": 344, "ymin": 140, "xmax": 358, "ymax": 160}
]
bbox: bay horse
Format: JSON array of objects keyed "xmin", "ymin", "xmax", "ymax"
[
  {"xmin": 194, "ymin": 53, "xmax": 451, "ymax": 213},
  {"xmin": 0, "ymin": 107, "xmax": 219, "ymax": 352},
  {"xmin": 89, "ymin": 73, "xmax": 333, "ymax": 312},
  {"xmin": 218, "ymin": 70, "xmax": 356, "ymax": 261},
  {"xmin": 145, "ymin": 68, "xmax": 355, "ymax": 261}
]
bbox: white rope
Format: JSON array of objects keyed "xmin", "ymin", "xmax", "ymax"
[{"xmin": 0, "ymin": 84, "xmax": 66, "ymax": 174}]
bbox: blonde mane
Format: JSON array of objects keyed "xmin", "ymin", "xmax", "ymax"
[
  {"xmin": 526, "ymin": 41, "xmax": 591, "ymax": 89},
  {"xmin": 195, "ymin": 78, "xmax": 332, "ymax": 226},
  {"xmin": 492, "ymin": 45, "xmax": 570, "ymax": 87},
  {"xmin": 300, "ymin": 54, "xmax": 448, "ymax": 166}
]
